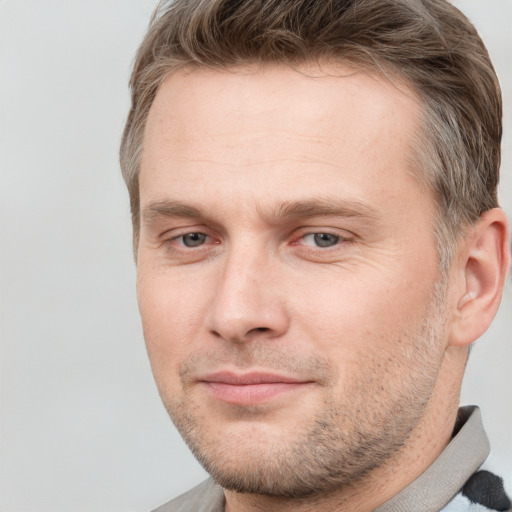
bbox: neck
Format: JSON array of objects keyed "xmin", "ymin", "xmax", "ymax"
[{"xmin": 224, "ymin": 346, "xmax": 466, "ymax": 512}]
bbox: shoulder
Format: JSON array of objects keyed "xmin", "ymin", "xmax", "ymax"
[{"xmin": 151, "ymin": 479, "xmax": 225, "ymax": 512}]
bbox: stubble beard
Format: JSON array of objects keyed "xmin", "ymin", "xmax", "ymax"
[{"xmin": 159, "ymin": 286, "xmax": 447, "ymax": 499}]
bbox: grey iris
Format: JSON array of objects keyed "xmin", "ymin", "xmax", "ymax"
[{"xmin": 314, "ymin": 233, "xmax": 339, "ymax": 247}]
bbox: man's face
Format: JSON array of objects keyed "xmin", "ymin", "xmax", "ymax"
[{"xmin": 137, "ymin": 64, "xmax": 449, "ymax": 496}]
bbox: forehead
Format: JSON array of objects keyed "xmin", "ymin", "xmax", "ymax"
[{"xmin": 140, "ymin": 62, "xmax": 424, "ymax": 216}]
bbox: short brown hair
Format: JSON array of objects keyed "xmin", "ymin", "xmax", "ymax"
[{"xmin": 120, "ymin": 0, "xmax": 502, "ymax": 267}]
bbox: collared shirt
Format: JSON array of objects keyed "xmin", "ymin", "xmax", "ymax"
[{"xmin": 152, "ymin": 406, "xmax": 511, "ymax": 512}]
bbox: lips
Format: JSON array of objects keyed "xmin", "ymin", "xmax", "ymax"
[{"xmin": 200, "ymin": 371, "xmax": 311, "ymax": 406}]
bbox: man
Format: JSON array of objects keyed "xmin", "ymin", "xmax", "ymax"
[{"xmin": 120, "ymin": 0, "xmax": 511, "ymax": 510}]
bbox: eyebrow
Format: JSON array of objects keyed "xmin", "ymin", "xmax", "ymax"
[
  {"xmin": 270, "ymin": 198, "xmax": 380, "ymax": 222},
  {"xmin": 141, "ymin": 197, "xmax": 380, "ymax": 225},
  {"xmin": 141, "ymin": 200, "xmax": 203, "ymax": 223}
]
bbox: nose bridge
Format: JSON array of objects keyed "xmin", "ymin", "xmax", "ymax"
[{"xmin": 207, "ymin": 238, "xmax": 288, "ymax": 342}]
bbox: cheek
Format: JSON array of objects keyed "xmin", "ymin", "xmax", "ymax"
[
  {"xmin": 136, "ymin": 268, "xmax": 207, "ymax": 379},
  {"xmin": 293, "ymin": 276, "xmax": 444, "ymax": 411},
  {"xmin": 292, "ymin": 264, "xmax": 439, "ymax": 358}
]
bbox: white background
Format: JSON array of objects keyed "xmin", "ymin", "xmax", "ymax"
[{"xmin": 0, "ymin": 1, "xmax": 510, "ymax": 510}]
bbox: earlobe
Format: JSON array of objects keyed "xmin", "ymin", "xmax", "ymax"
[{"xmin": 449, "ymin": 208, "xmax": 510, "ymax": 347}]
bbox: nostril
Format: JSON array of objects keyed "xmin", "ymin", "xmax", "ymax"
[{"xmin": 209, "ymin": 326, "xmax": 271, "ymax": 343}]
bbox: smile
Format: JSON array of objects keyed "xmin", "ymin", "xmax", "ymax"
[{"xmin": 200, "ymin": 372, "xmax": 312, "ymax": 406}]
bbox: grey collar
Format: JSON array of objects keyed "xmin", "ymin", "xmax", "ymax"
[{"xmin": 375, "ymin": 406, "xmax": 489, "ymax": 512}]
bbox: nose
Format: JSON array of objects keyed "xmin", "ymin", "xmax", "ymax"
[{"xmin": 206, "ymin": 244, "xmax": 290, "ymax": 344}]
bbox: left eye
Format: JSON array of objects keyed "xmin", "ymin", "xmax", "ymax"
[
  {"xmin": 302, "ymin": 233, "xmax": 341, "ymax": 248},
  {"xmin": 179, "ymin": 232, "xmax": 208, "ymax": 247}
]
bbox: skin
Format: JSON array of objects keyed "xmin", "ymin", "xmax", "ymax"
[{"xmin": 136, "ymin": 63, "xmax": 510, "ymax": 511}]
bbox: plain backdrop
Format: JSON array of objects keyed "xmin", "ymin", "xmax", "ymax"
[{"xmin": 0, "ymin": 1, "xmax": 511, "ymax": 511}]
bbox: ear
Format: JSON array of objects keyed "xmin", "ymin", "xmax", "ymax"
[{"xmin": 448, "ymin": 208, "xmax": 510, "ymax": 347}]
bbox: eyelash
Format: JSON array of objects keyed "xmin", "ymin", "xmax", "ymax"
[
  {"xmin": 166, "ymin": 229, "xmax": 350, "ymax": 252},
  {"xmin": 296, "ymin": 232, "xmax": 348, "ymax": 248}
]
